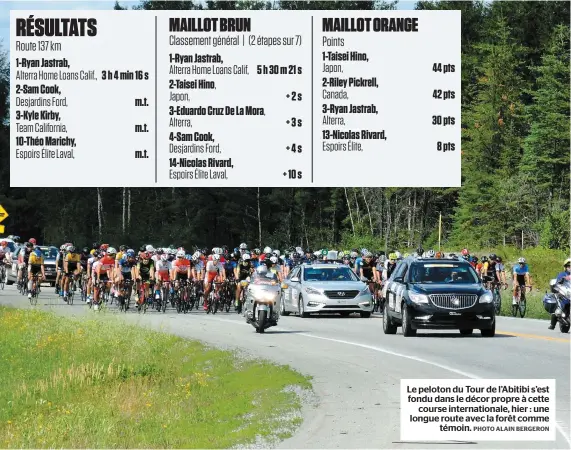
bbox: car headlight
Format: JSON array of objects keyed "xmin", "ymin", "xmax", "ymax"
[
  {"xmin": 409, "ymin": 292, "xmax": 429, "ymax": 304},
  {"xmin": 305, "ymin": 287, "xmax": 322, "ymax": 295},
  {"xmin": 479, "ymin": 292, "xmax": 493, "ymax": 303},
  {"xmin": 358, "ymin": 287, "xmax": 371, "ymax": 296}
]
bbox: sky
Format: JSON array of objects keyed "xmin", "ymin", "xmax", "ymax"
[{"xmin": 1, "ymin": 0, "xmax": 417, "ymax": 51}]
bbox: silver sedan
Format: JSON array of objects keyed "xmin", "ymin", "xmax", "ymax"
[{"xmin": 280, "ymin": 263, "xmax": 373, "ymax": 318}]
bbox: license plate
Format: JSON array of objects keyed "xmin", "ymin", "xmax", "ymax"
[
  {"xmin": 257, "ymin": 305, "xmax": 269, "ymax": 311},
  {"xmin": 449, "ymin": 312, "xmax": 461, "ymax": 315}
]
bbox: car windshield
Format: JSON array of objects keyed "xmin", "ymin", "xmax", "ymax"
[
  {"xmin": 409, "ymin": 263, "xmax": 479, "ymax": 284},
  {"xmin": 40, "ymin": 247, "xmax": 58, "ymax": 259},
  {"xmin": 252, "ymin": 271, "xmax": 278, "ymax": 284},
  {"xmin": 303, "ymin": 266, "xmax": 358, "ymax": 282}
]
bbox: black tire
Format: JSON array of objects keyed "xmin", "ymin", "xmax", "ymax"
[
  {"xmin": 560, "ymin": 323, "xmax": 570, "ymax": 333},
  {"xmin": 383, "ymin": 302, "xmax": 397, "ymax": 334},
  {"xmin": 360, "ymin": 311, "xmax": 371, "ymax": 318},
  {"xmin": 401, "ymin": 304, "xmax": 417, "ymax": 337},
  {"xmin": 511, "ymin": 303, "xmax": 518, "ymax": 317},
  {"xmin": 257, "ymin": 309, "xmax": 267, "ymax": 333},
  {"xmin": 280, "ymin": 294, "xmax": 290, "ymax": 316},
  {"xmin": 459, "ymin": 329, "xmax": 473, "ymax": 335},
  {"xmin": 519, "ymin": 296, "xmax": 527, "ymax": 318},
  {"xmin": 298, "ymin": 296, "xmax": 309, "ymax": 318},
  {"xmin": 493, "ymin": 290, "xmax": 501, "ymax": 315},
  {"xmin": 481, "ymin": 317, "xmax": 496, "ymax": 337}
]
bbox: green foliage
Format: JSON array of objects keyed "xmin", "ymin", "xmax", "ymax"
[{"xmin": 0, "ymin": 1, "xmax": 568, "ymax": 255}]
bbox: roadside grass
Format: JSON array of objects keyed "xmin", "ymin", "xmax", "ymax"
[{"xmin": 0, "ymin": 307, "xmax": 312, "ymax": 448}]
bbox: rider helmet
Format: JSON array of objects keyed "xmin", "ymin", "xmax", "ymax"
[
  {"xmin": 176, "ymin": 250, "xmax": 185, "ymax": 258},
  {"xmin": 263, "ymin": 246, "xmax": 272, "ymax": 254},
  {"xmin": 518, "ymin": 257, "xmax": 526, "ymax": 264},
  {"xmin": 28, "ymin": 238, "xmax": 37, "ymax": 245},
  {"xmin": 242, "ymin": 253, "xmax": 251, "ymax": 261},
  {"xmin": 213, "ymin": 254, "xmax": 220, "ymax": 262},
  {"xmin": 107, "ymin": 247, "xmax": 117, "ymax": 255},
  {"xmin": 461, "ymin": 248, "xmax": 469, "ymax": 256}
]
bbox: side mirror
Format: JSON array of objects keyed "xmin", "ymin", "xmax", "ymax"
[
  {"xmin": 281, "ymin": 283, "xmax": 288, "ymax": 289},
  {"xmin": 393, "ymin": 277, "xmax": 404, "ymax": 283},
  {"xmin": 549, "ymin": 279, "xmax": 557, "ymax": 287},
  {"xmin": 290, "ymin": 277, "xmax": 300, "ymax": 283}
]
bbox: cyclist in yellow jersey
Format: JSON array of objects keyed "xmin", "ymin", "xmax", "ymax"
[
  {"xmin": 62, "ymin": 245, "xmax": 81, "ymax": 300},
  {"xmin": 27, "ymin": 247, "xmax": 45, "ymax": 299},
  {"xmin": 115, "ymin": 245, "xmax": 127, "ymax": 270}
]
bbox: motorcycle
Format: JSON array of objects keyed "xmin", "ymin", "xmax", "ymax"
[
  {"xmin": 543, "ymin": 278, "xmax": 571, "ymax": 333},
  {"xmin": 244, "ymin": 273, "xmax": 281, "ymax": 333}
]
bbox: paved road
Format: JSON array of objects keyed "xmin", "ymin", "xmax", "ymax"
[{"xmin": 1, "ymin": 286, "xmax": 569, "ymax": 449}]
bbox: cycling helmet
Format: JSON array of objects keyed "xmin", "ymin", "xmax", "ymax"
[
  {"xmin": 60, "ymin": 244, "xmax": 67, "ymax": 251},
  {"xmin": 518, "ymin": 257, "xmax": 526, "ymax": 264},
  {"xmin": 213, "ymin": 254, "xmax": 220, "ymax": 261},
  {"xmin": 273, "ymin": 250, "xmax": 281, "ymax": 257},
  {"xmin": 388, "ymin": 252, "xmax": 398, "ymax": 260},
  {"xmin": 81, "ymin": 247, "xmax": 89, "ymax": 254},
  {"xmin": 338, "ymin": 251, "xmax": 345, "ymax": 258},
  {"xmin": 270, "ymin": 256, "xmax": 278, "ymax": 264},
  {"xmin": 472, "ymin": 256, "xmax": 479, "ymax": 262},
  {"xmin": 107, "ymin": 247, "xmax": 117, "ymax": 255},
  {"xmin": 67, "ymin": 245, "xmax": 76, "ymax": 253},
  {"xmin": 119, "ymin": 245, "xmax": 127, "ymax": 252},
  {"xmin": 263, "ymin": 246, "xmax": 272, "ymax": 254},
  {"xmin": 378, "ymin": 255, "xmax": 387, "ymax": 263},
  {"xmin": 242, "ymin": 253, "xmax": 251, "ymax": 261},
  {"xmin": 12, "ymin": 236, "xmax": 21, "ymax": 243},
  {"xmin": 489, "ymin": 253, "xmax": 497, "ymax": 261},
  {"xmin": 481, "ymin": 256, "xmax": 488, "ymax": 262},
  {"xmin": 239, "ymin": 243, "xmax": 247, "ymax": 250},
  {"xmin": 564, "ymin": 258, "xmax": 571, "ymax": 267},
  {"xmin": 253, "ymin": 248, "xmax": 260, "ymax": 255},
  {"xmin": 364, "ymin": 251, "xmax": 373, "ymax": 258},
  {"xmin": 449, "ymin": 253, "xmax": 456, "ymax": 258},
  {"xmin": 29, "ymin": 238, "xmax": 37, "ymax": 245},
  {"xmin": 496, "ymin": 256, "xmax": 503, "ymax": 263},
  {"xmin": 416, "ymin": 247, "xmax": 425, "ymax": 256},
  {"xmin": 0, "ymin": 240, "xmax": 6, "ymax": 246},
  {"xmin": 33, "ymin": 248, "xmax": 42, "ymax": 257},
  {"xmin": 426, "ymin": 250, "xmax": 435, "ymax": 257},
  {"xmin": 176, "ymin": 250, "xmax": 185, "ymax": 258},
  {"xmin": 256, "ymin": 264, "xmax": 268, "ymax": 275},
  {"xmin": 161, "ymin": 253, "xmax": 168, "ymax": 261},
  {"xmin": 461, "ymin": 248, "xmax": 469, "ymax": 256},
  {"xmin": 395, "ymin": 251, "xmax": 402, "ymax": 259},
  {"xmin": 145, "ymin": 245, "xmax": 154, "ymax": 252},
  {"xmin": 126, "ymin": 249, "xmax": 136, "ymax": 258}
]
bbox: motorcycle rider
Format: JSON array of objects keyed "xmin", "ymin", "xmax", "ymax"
[{"xmin": 549, "ymin": 258, "xmax": 571, "ymax": 330}]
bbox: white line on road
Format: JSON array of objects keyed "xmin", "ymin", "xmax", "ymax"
[{"xmin": 211, "ymin": 316, "xmax": 571, "ymax": 447}]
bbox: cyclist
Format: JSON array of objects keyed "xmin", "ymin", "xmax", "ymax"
[
  {"xmin": 154, "ymin": 252, "xmax": 172, "ymax": 301},
  {"xmin": 360, "ymin": 251, "xmax": 377, "ymax": 294},
  {"xmin": 0, "ymin": 241, "xmax": 11, "ymax": 284},
  {"xmin": 62, "ymin": 245, "xmax": 81, "ymax": 301},
  {"xmin": 203, "ymin": 254, "xmax": 225, "ymax": 311},
  {"xmin": 495, "ymin": 256, "xmax": 507, "ymax": 287},
  {"xmin": 17, "ymin": 242, "xmax": 34, "ymax": 290},
  {"xmin": 27, "ymin": 247, "xmax": 45, "ymax": 299},
  {"xmin": 117, "ymin": 249, "xmax": 137, "ymax": 307},
  {"xmin": 171, "ymin": 250, "xmax": 192, "ymax": 296},
  {"xmin": 136, "ymin": 251, "xmax": 155, "ymax": 302},
  {"xmin": 235, "ymin": 253, "xmax": 253, "ymax": 308},
  {"xmin": 512, "ymin": 257, "xmax": 532, "ymax": 306},
  {"xmin": 95, "ymin": 247, "xmax": 116, "ymax": 304}
]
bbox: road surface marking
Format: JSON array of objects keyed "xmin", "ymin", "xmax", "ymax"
[{"xmin": 497, "ymin": 331, "xmax": 570, "ymax": 343}]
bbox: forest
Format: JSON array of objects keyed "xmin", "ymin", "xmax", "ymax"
[{"xmin": 0, "ymin": 0, "xmax": 569, "ymax": 252}]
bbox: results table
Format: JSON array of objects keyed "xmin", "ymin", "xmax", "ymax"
[{"xmin": 10, "ymin": 10, "xmax": 461, "ymax": 187}]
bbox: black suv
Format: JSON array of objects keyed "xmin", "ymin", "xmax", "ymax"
[{"xmin": 382, "ymin": 256, "xmax": 495, "ymax": 337}]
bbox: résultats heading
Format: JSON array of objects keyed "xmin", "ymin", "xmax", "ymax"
[
  {"xmin": 16, "ymin": 16, "xmax": 97, "ymax": 37},
  {"xmin": 323, "ymin": 17, "xmax": 419, "ymax": 32}
]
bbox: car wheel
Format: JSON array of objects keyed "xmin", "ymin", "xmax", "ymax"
[
  {"xmin": 383, "ymin": 303, "xmax": 397, "ymax": 334},
  {"xmin": 298, "ymin": 296, "xmax": 309, "ymax": 318},
  {"xmin": 401, "ymin": 303, "xmax": 417, "ymax": 337},
  {"xmin": 459, "ymin": 329, "xmax": 473, "ymax": 335},
  {"xmin": 280, "ymin": 294, "xmax": 290, "ymax": 316},
  {"xmin": 360, "ymin": 311, "xmax": 371, "ymax": 318},
  {"xmin": 480, "ymin": 317, "xmax": 496, "ymax": 337}
]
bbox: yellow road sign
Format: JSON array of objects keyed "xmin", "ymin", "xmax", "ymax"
[
  {"xmin": 0, "ymin": 205, "xmax": 7, "ymax": 223},
  {"xmin": 0, "ymin": 225, "xmax": 4, "ymax": 234}
]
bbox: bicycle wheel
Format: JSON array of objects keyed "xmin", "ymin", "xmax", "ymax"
[
  {"xmin": 0, "ymin": 268, "xmax": 5, "ymax": 290},
  {"xmin": 519, "ymin": 292, "xmax": 527, "ymax": 318},
  {"xmin": 493, "ymin": 289, "xmax": 502, "ymax": 315}
]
